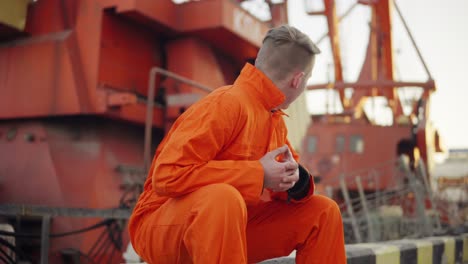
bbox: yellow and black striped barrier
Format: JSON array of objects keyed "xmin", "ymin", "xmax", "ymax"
[
  {"xmin": 261, "ymin": 233, "xmax": 468, "ymax": 264},
  {"xmin": 346, "ymin": 234, "xmax": 466, "ymax": 264}
]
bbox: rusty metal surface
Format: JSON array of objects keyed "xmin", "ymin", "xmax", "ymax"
[
  {"xmin": 0, "ymin": 0, "xmax": 267, "ymax": 126},
  {"xmin": 0, "ymin": 0, "xmax": 98, "ymax": 118},
  {"xmin": 301, "ymin": 123, "xmax": 411, "ymax": 190},
  {"xmin": 104, "ymin": 0, "xmax": 269, "ymax": 46},
  {"xmin": 0, "ymin": 119, "xmax": 150, "ymax": 259},
  {"xmin": 98, "ymin": 12, "xmax": 163, "ymax": 97},
  {"xmin": 103, "ymin": 0, "xmax": 269, "ymax": 64}
]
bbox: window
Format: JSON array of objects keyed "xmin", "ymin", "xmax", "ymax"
[
  {"xmin": 350, "ymin": 135, "xmax": 364, "ymax": 153},
  {"xmin": 307, "ymin": 136, "xmax": 317, "ymax": 153},
  {"xmin": 335, "ymin": 135, "xmax": 345, "ymax": 153}
]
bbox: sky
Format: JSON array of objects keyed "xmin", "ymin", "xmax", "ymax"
[{"xmin": 286, "ymin": 0, "xmax": 468, "ymax": 149}]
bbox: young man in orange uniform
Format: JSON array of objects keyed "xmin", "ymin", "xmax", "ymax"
[{"xmin": 129, "ymin": 25, "xmax": 346, "ymax": 264}]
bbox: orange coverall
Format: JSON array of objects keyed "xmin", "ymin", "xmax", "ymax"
[{"xmin": 128, "ymin": 63, "xmax": 346, "ymax": 263}]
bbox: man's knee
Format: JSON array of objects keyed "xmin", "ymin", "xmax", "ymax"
[
  {"xmin": 313, "ymin": 195, "xmax": 340, "ymax": 210},
  {"xmin": 303, "ymin": 195, "xmax": 342, "ymax": 219},
  {"xmin": 196, "ymin": 183, "xmax": 247, "ymax": 217}
]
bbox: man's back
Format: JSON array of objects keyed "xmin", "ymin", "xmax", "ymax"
[
  {"xmin": 128, "ymin": 25, "xmax": 346, "ymax": 264},
  {"xmin": 129, "ymin": 64, "xmax": 291, "ymax": 236}
]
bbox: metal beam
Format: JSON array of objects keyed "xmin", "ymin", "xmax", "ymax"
[
  {"xmin": 0, "ymin": 204, "xmax": 131, "ymax": 219},
  {"xmin": 307, "ymin": 80, "xmax": 435, "ymax": 90},
  {"xmin": 40, "ymin": 215, "xmax": 51, "ymax": 264},
  {"xmin": 144, "ymin": 67, "xmax": 214, "ymax": 172},
  {"xmin": 340, "ymin": 177, "xmax": 362, "ymax": 243},
  {"xmin": 356, "ymin": 176, "xmax": 375, "ymax": 242}
]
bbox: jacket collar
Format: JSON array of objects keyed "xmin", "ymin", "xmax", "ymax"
[{"xmin": 234, "ymin": 63, "xmax": 286, "ymax": 111}]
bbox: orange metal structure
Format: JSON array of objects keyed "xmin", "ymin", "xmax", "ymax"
[
  {"xmin": 300, "ymin": 0, "xmax": 443, "ymax": 195},
  {"xmin": 0, "ymin": 0, "xmax": 287, "ymax": 262}
]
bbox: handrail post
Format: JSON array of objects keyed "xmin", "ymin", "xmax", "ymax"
[{"xmin": 144, "ymin": 67, "xmax": 214, "ymax": 173}]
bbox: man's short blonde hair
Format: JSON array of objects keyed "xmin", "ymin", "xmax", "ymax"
[{"xmin": 256, "ymin": 25, "xmax": 320, "ymax": 81}]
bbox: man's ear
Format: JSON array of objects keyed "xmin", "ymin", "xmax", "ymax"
[{"xmin": 291, "ymin": 71, "xmax": 305, "ymax": 89}]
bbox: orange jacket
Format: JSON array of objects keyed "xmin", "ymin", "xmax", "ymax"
[{"xmin": 129, "ymin": 63, "xmax": 315, "ymax": 242}]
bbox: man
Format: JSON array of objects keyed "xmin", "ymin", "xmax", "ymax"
[{"xmin": 129, "ymin": 25, "xmax": 346, "ymax": 264}]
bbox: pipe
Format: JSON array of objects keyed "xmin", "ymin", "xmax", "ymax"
[
  {"xmin": 307, "ymin": 80, "xmax": 435, "ymax": 90},
  {"xmin": 144, "ymin": 67, "xmax": 213, "ymax": 172}
]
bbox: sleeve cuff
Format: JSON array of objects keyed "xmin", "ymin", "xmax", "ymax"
[{"xmin": 287, "ymin": 164, "xmax": 311, "ymax": 201}]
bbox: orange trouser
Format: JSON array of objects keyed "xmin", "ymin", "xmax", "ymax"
[{"xmin": 134, "ymin": 183, "xmax": 346, "ymax": 264}]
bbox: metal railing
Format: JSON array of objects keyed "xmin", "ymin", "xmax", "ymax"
[
  {"xmin": 327, "ymin": 155, "xmax": 449, "ymax": 244},
  {"xmin": 144, "ymin": 67, "xmax": 213, "ymax": 172}
]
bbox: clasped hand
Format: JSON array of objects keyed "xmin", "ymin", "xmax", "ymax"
[{"xmin": 260, "ymin": 145, "xmax": 299, "ymax": 192}]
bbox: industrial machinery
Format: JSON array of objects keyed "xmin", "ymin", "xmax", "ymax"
[
  {"xmin": 299, "ymin": 0, "xmax": 446, "ymax": 242},
  {"xmin": 0, "ymin": 0, "xmax": 446, "ymax": 262},
  {"xmin": 300, "ymin": 0, "xmax": 443, "ymax": 197}
]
